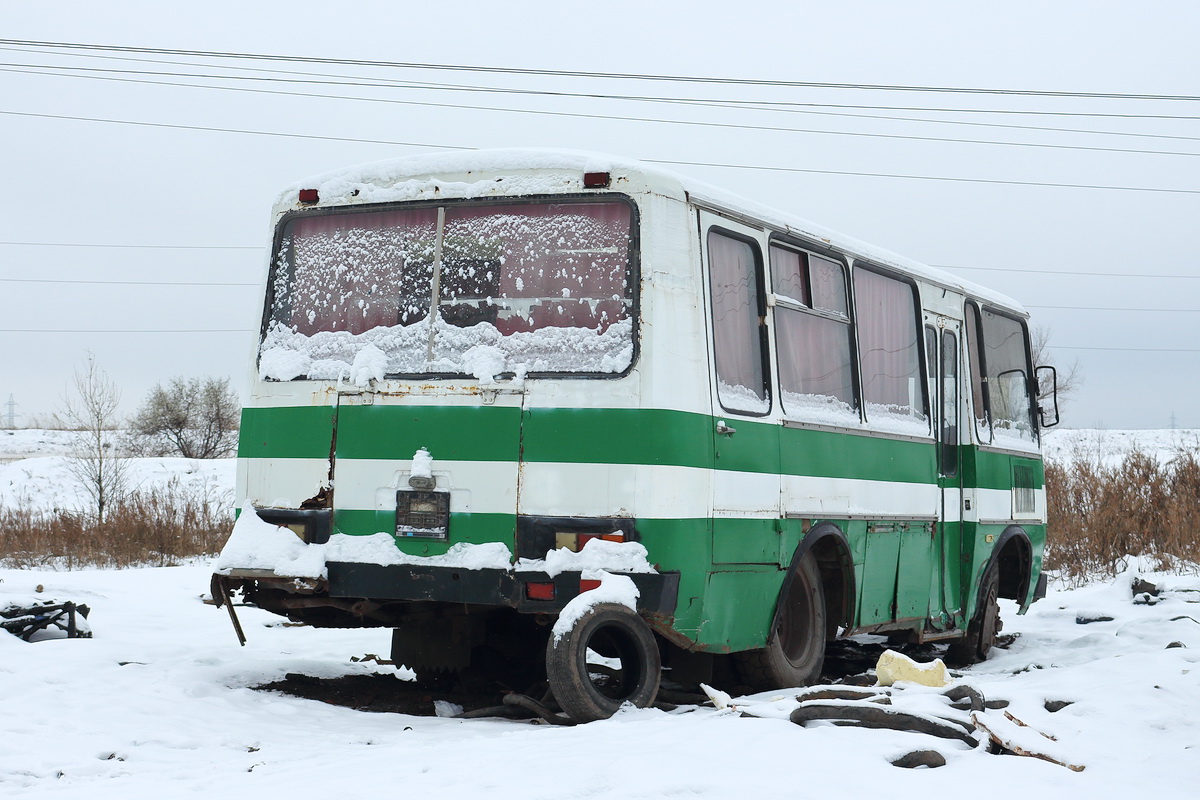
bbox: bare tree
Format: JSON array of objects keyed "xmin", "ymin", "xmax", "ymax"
[
  {"xmin": 1031, "ymin": 325, "xmax": 1082, "ymax": 413},
  {"xmin": 127, "ymin": 377, "xmax": 240, "ymax": 459},
  {"xmin": 61, "ymin": 356, "xmax": 129, "ymax": 524}
]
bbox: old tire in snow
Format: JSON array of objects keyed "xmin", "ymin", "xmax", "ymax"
[
  {"xmin": 546, "ymin": 602, "xmax": 661, "ymax": 723},
  {"xmin": 947, "ymin": 563, "xmax": 1001, "ymax": 666},
  {"xmin": 735, "ymin": 551, "xmax": 826, "ymax": 690}
]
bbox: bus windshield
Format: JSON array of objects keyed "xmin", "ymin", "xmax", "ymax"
[{"xmin": 259, "ymin": 199, "xmax": 635, "ymax": 381}]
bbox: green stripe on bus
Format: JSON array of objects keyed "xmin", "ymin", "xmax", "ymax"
[
  {"xmin": 779, "ymin": 426, "xmax": 936, "ymax": 484},
  {"xmin": 336, "ymin": 404, "xmax": 522, "ymax": 462},
  {"xmin": 521, "ymin": 407, "xmax": 713, "ymax": 467},
  {"xmin": 244, "ymin": 404, "xmax": 950, "ymax": 485},
  {"xmin": 239, "ymin": 405, "xmax": 336, "ymax": 460}
]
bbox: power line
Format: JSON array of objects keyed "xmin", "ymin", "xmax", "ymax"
[
  {"xmin": 0, "ymin": 109, "xmax": 468, "ymax": 150},
  {"xmin": 936, "ymin": 264, "xmax": 1200, "ymax": 279},
  {"xmin": 8, "ymin": 63, "xmax": 1200, "ymax": 159},
  {"xmin": 0, "ymin": 240, "xmax": 258, "ymax": 250},
  {"xmin": 1029, "ymin": 304, "xmax": 1198, "ymax": 312},
  {"xmin": 0, "ymin": 277, "xmax": 257, "ymax": 286},
  {"xmin": 0, "ymin": 243, "xmax": 1193, "ymax": 283},
  {"xmin": 656, "ymin": 156, "xmax": 1200, "ymax": 195},
  {"xmin": 11, "ymin": 42, "xmax": 1200, "ymax": 124},
  {"xmin": 0, "ymin": 329, "xmax": 1195, "ymax": 352},
  {"xmin": 0, "ymin": 328, "xmax": 253, "ymax": 333},
  {"xmin": 6, "ymin": 109, "xmax": 1200, "ymax": 196},
  {"xmin": 14, "ymin": 58, "xmax": 1200, "ymax": 144},
  {"xmin": 1053, "ymin": 345, "xmax": 1200, "ymax": 353},
  {"xmin": 7, "ymin": 39, "xmax": 1200, "ymax": 102}
]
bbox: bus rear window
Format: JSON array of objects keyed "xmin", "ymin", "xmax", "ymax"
[{"xmin": 259, "ymin": 199, "xmax": 635, "ymax": 380}]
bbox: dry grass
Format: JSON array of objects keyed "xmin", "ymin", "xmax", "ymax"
[
  {"xmin": 0, "ymin": 478, "xmax": 232, "ymax": 570},
  {"xmin": 1045, "ymin": 444, "xmax": 1200, "ymax": 584}
]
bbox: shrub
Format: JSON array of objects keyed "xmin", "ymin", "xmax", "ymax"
[
  {"xmin": 0, "ymin": 477, "xmax": 233, "ymax": 570},
  {"xmin": 1045, "ymin": 442, "xmax": 1200, "ymax": 584},
  {"xmin": 127, "ymin": 377, "xmax": 239, "ymax": 459}
]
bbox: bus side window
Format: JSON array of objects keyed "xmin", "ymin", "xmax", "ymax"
[
  {"xmin": 854, "ymin": 267, "xmax": 928, "ymax": 430},
  {"xmin": 941, "ymin": 330, "xmax": 960, "ymax": 476},
  {"xmin": 979, "ymin": 309, "xmax": 1037, "ymax": 444},
  {"xmin": 708, "ymin": 230, "xmax": 770, "ymax": 415},
  {"xmin": 925, "ymin": 326, "xmax": 938, "ymax": 431},
  {"xmin": 771, "ymin": 245, "xmax": 856, "ymax": 422},
  {"xmin": 965, "ymin": 302, "xmax": 991, "ymax": 443}
]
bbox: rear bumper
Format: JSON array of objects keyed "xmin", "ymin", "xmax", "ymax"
[{"xmin": 212, "ymin": 562, "xmax": 678, "ymax": 623}]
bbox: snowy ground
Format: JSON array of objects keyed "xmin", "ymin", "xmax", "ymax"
[
  {"xmin": 1, "ymin": 562, "xmax": 1197, "ymax": 799},
  {"xmin": 0, "ymin": 428, "xmax": 78, "ymax": 461},
  {"xmin": 1042, "ymin": 427, "xmax": 1200, "ymax": 467},
  {"xmin": 2, "ymin": 430, "xmax": 1198, "ymax": 797},
  {"xmin": 0, "ymin": 430, "xmax": 234, "ymax": 515}
]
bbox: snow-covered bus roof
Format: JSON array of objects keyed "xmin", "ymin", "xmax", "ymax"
[{"xmin": 281, "ymin": 148, "xmax": 1026, "ymax": 315}]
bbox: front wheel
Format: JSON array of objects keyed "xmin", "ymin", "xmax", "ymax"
[
  {"xmin": 947, "ymin": 564, "xmax": 1001, "ymax": 666},
  {"xmin": 735, "ymin": 552, "xmax": 827, "ymax": 690},
  {"xmin": 546, "ymin": 603, "xmax": 661, "ymax": 723}
]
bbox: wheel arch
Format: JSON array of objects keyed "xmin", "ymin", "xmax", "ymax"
[
  {"xmin": 988, "ymin": 526, "xmax": 1033, "ymax": 603},
  {"xmin": 780, "ymin": 522, "xmax": 856, "ymax": 638}
]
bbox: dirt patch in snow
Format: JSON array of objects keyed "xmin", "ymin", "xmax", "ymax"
[{"xmin": 256, "ymin": 672, "xmax": 507, "ymax": 717}]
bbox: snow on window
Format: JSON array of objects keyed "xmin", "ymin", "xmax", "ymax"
[
  {"xmin": 708, "ymin": 231, "xmax": 769, "ymax": 414},
  {"xmin": 855, "ymin": 267, "xmax": 929, "ymax": 434},
  {"xmin": 781, "ymin": 391, "xmax": 861, "ymax": 427},
  {"xmin": 260, "ymin": 200, "xmax": 634, "ymax": 380},
  {"xmin": 771, "ymin": 245, "xmax": 856, "ymax": 422},
  {"xmin": 716, "ymin": 378, "xmax": 772, "ymax": 414}
]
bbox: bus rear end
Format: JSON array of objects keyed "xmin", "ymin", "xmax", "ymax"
[{"xmin": 213, "ymin": 161, "xmax": 679, "ymax": 717}]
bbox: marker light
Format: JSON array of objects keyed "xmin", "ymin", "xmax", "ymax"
[
  {"xmin": 298, "ymin": 189, "xmax": 320, "ymax": 204},
  {"xmin": 583, "ymin": 172, "xmax": 611, "ymax": 188},
  {"xmin": 525, "ymin": 582, "xmax": 556, "ymax": 601}
]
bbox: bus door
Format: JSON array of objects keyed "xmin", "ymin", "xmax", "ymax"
[
  {"xmin": 926, "ymin": 321, "xmax": 964, "ymax": 628},
  {"xmin": 700, "ymin": 210, "xmax": 781, "ymax": 566}
]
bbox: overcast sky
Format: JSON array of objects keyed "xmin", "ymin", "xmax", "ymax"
[{"xmin": 2, "ymin": 1, "xmax": 1198, "ymax": 429}]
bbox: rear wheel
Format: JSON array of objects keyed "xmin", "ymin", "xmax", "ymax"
[
  {"xmin": 546, "ymin": 603, "xmax": 661, "ymax": 723},
  {"xmin": 735, "ymin": 552, "xmax": 827, "ymax": 690}
]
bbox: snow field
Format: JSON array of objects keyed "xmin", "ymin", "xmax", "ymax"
[
  {"xmin": 1, "ymin": 560, "xmax": 1197, "ymax": 799},
  {"xmin": 2, "ymin": 429, "xmax": 1198, "ymax": 797}
]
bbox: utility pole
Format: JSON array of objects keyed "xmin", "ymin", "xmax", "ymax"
[{"xmin": 2, "ymin": 394, "xmax": 17, "ymax": 428}]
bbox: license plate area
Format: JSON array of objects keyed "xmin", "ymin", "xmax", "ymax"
[{"xmin": 395, "ymin": 490, "xmax": 450, "ymax": 539}]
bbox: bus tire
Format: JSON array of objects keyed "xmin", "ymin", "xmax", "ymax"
[
  {"xmin": 545, "ymin": 603, "xmax": 661, "ymax": 723},
  {"xmin": 735, "ymin": 552, "xmax": 827, "ymax": 690},
  {"xmin": 947, "ymin": 563, "xmax": 1001, "ymax": 666}
]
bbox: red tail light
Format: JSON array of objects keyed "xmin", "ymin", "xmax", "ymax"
[
  {"xmin": 525, "ymin": 582, "xmax": 556, "ymax": 601},
  {"xmin": 583, "ymin": 172, "xmax": 611, "ymax": 188}
]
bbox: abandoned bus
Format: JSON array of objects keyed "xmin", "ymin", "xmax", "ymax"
[{"xmin": 212, "ymin": 149, "xmax": 1057, "ymax": 722}]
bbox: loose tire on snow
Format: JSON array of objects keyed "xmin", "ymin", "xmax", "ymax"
[
  {"xmin": 735, "ymin": 551, "xmax": 827, "ymax": 690},
  {"xmin": 545, "ymin": 603, "xmax": 661, "ymax": 723},
  {"xmin": 947, "ymin": 563, "xmax": 1001, "ymax": 666}
]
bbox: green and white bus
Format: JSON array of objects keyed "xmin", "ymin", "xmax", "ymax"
[{"xmin": 213, "ymin": 149, "xmax": 1057, "ymax": 722}]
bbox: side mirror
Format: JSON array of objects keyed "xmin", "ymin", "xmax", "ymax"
[{"xmin": 1036, "ymin": 365, "xmax": 1060, "ymax": 428}]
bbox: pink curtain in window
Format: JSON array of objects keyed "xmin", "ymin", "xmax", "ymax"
[{"xmin": 855, "ymin": 268, "xmax": 924, "ymax": 414}]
